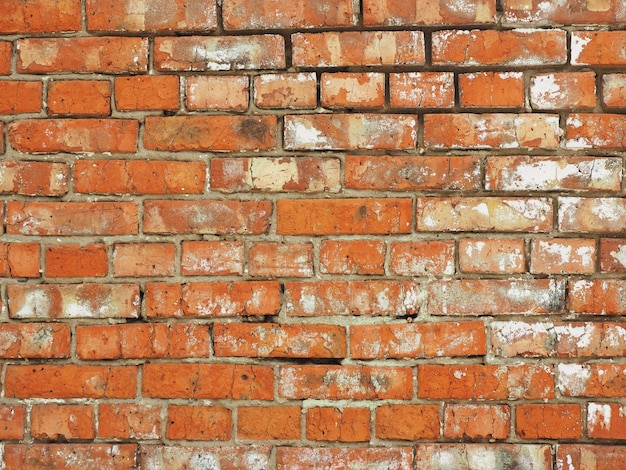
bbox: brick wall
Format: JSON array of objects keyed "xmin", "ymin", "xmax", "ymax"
[{"xmin": 1, "ymin": 0, "xmax": 626, "ymax": 468}]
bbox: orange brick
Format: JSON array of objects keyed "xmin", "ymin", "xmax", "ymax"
[
  {"xmin": 588, "ymin": 403, "xmax": 626, "ymax": 440},
  {"xmin": 321, "ymin": 72, "xmax": 384, "ymax": 108},
  {"xmin": 531, "ymin": 238, "xmax": 596, "ymax": 274},
  {"xmin": 504, "ymin": 0, "xmax": 626, "ymax": 24},
  {"xmin": 364, "ymin": 0, "xmax": 496, "ymax": 25},
  {"xmin": 98, "ymin": 404, "xmax": 162, "ymax": 440},
  {"xmin": 603, "ymin": 74, "xmax": 626, "ymax": 108},
  {"xmin": 238, "ymin": 407, "xmax": 300, "ymax": 440},
  {"xmin": 558, "ymin": 363, "xmax": 626, "ymax": 397},
  {"xmin": 0, "ymin": 42, "xmax": 11, "ymax": 75},
  {"xmin": 114, "ymin": 76, "xmax": 179, "ymax": 111},
  {"xmin": 140, "ymin": 446, "xmax": 271, "ymax": 469},
  {"xmin": 566, "ymin": 114, "xmax": 626, "ymax": 148},
  {"xmin": 459, "ymin": 238, "xmax": 525, "ymax": 273},
  {"xmin": 0, "ymin": 242, "xmax": 40, "ymax": 278},
  {"xmin": 0, "ymin": 323, "xmax": 70, "ymax": 359},
  {"xmin": 113, "ymin": 243, "xmax": 175, "ymax": 277},
  {"xmin": 376, "ymin": 405, "xmax": 440, "ymax": 440},
  {"xmin": 154, "ymin": 36, "xmax": 285, "ymax": 71},
  {"xmin": 292, "ymin": 31, "xmax": 425, "ymax": 67},
  {"xmin": 145, "ymin": 283, "xmax": 183, "ymax": 317},
  {"xmin": 277, "ymin": 448, "xmax": 413, "ymax": 470},
  {"xmin": 306, "ymin": 407, "xmax": 370, "ymax": 442},
  {"xmin": 557, "ymin": 445, "xmax": 626, "ymax": 470},
  {"xmin": 416, "ymin": 445, "xmax": 551, "ymax": 470},
  {"xmin": 459, "ymin": 72, "xmax": 524, "ymax": 107},
  {"xmin": 516, "ymin": 404, "xmax": 582, "ymax": 439},
  {"xmin": 390, "ymin": 72, "xmax": 454, "ymax": 108},
  {"xmin": 181, "ymin": 241, "xmax": 244, "ymax": 276},
  {"xmin": 0, "ymin": 161, "xmax": 68, "ymax": 196},
  {"xmin": 0, "ymin": 0, "xmax": 81, "ymax": 33},
  {"xmin": 167, "ymin": 406, "xmax": 231, "ymax": 441},
  {"xmin": 5, "ymin": 365, "xmax": 137, "ymax": 398},
  {"xmin": 559, "ymin": 197, "xmax": 626, "ymax": 233},
  {"xmin": 390, "ymin": 241, "xmax": 455, "ymax": 276},
  {"xmin": 569, "ymin": 279, "xmax": 626, "ymax": 315},
  {"xmin": 31, "ymin": 405, "xmax": 94, "ymax": 441},
  {"xmin": 0, "ymin": 81, "xmax": 42, "ymax": 114},
  {"xmin": 444, "ymin": 405, "xmax": 510, "ymax": 440},
  {"xmin": 530, "ymin": 72, "xmax": 596, "ymax": 109},
  {"xmin": 254, "ymin": 73, "xmax": 317, "ymax": 109},
  {"xmin": 17, "ymin": 37, "xmax": 147, "ymax": 74},
  {"xmin": 600, "ymin": 238, "xmax": 626, "ymax": 272},
  {"xmin": 48, "ymin": 80, "xmax": 110, "ymax": 116},
  {"xmin": 350, "ymin": 322, "xmax": 486, "ymax": 359},
  {"xmin": 3, "ymin": 444, "xmax": 137, "ymax": 469},
  {"xmin": 572, "ymin": 31, "xmax": 626, "ymax": 65},
  {"xmin": 277, "ymin": 198, "xmax": 412, "ymax": 235},
  {"xmin": 249, "ymin": 242, "xmax": 313, "ymax": 277},
  {"xmin": 0, "ymin": 406, "xmax": 25, "ymax": 440},
  {"xmin": 186, "ymin": 76, "xmax": 248, "ymax": 111},
  {"xmin": 45, "ymin": 244, "xmax": 108, "ymax": 278},
  {"xmin": 214, "ymin": 323, "xmax": 346, "ymax": 358},
  {"xmin": 320, "ymin": 240, "xmax": 385, "ymax": 275}
]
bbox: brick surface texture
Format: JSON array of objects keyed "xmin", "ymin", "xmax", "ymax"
[{"xmin": 0, "ymin": 1, "xmax": 625, "ymax": 469}]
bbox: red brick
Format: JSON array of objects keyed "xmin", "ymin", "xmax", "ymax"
[
  {"xmin": 459, "ymin": 238, "xmax": 525, "ymax": 273},
  {"xmin": 0, "ymin": 406, "xmax": 25, "ymax": 440},
  {"xmin": 0, "ymin": 323, "xmax": 69, "ymax": 359},
  {"xmin": 424, "ymin": 113, "xmax": 560, "ymax": 149},
  {"xmin": 277, "ymin": 447, "xmax": 413, "ymax": 470},
  {"xmin": 211, "ymin": 157, "xmax": 340, "ymax": 193},
  {"xmin": 284, "ymin": 114, "xmax": 417, "ymax": 150},
  {"xmin": 167, "ymin": 406, "xmax": 231, "ymax": 441},
  {"xmin": 98, "ymin": 404, "xmax": 162, "ymax": 440},
  {"xmin": 279, "ymin": 365, "xmax": 412, "ymax": 399},
  {"xmin": 0, "ymin": 243, "xmax": 40, "ymax": 278},
  {"xmin": 485, "ymin": 156, "xmax": 622, "ymax": 192},
  {"xmin": 429, "ymin": 279, "xmax": 564, "ymax": 315},
  {"xmin": 214, "ymin": 323, "xmax": 346, "ymax": 358},
  {"xmin": 459, "ymin": 72, "xmax": 524, "ymax": 107},
  {"xmin": 285, "ymin": 281, "xmax": 421, "ymax": 317},
  {"xmin": 48, "ymin": 80, "xmax": 110, "ymax": 116},
  {"xmin": 351, "ymin": 321, "xmax": 486, "ymax": 359},
  {"xmin": 364, "ymin": 0, "xmax": 496, "ymax": 25},
  {"xmin": 416, "ymin": 444, "xmax": 551, "ymax": 470},
  {"xmin": 0, "ymin": 42, "xmax": 11, "ymax": 75},
  {"xmin": 504, "ymin": 0, "xmax": 626, "ymax": 24},
  {"xmin": 376, "ymin": 405, "xmax": 440, "ymax": 440},
  {"xmin": 559, "ymin": 197, "xmax": 626, "ymax": 233},
  {"xmin": 600, "ymin": 238, "xmax": 626, "ymax": 272},
  {"xmin": 145, "ymin": 283, "xmax": 183, "ymax": 317},
  {"xmin": 0, "ymin": 161, "xmax": 68, "ymax": 196},
  {"xmin": 143, "ymin": 363, "xmax": 273, "ymax": 400},
  {"xmin": 9, "ymin": 119, "xmax": 138, "ymax": 153},
  {"xmin": 418, "ymin": 364, "xmax": 554, "ymax": 400},
  {"xmin": 186, "ymin": 76, "xmax": 248, "ymax": 111},
  {"xmin": 5, "ymin": 365, "xmax": 137, "ymax": 398},
  {"xmin": 569, "ymin": 279, "xmax": 626, "ymax": 315},
  {"xmin": 390, "ymin": 241, "xmax": 455, "ymax": 276},
  {"xmin": 8, "ymin": 283, "xmax": 140, "ymax": 319},
  {"xmin": 238, "ymin": 407, "xmax": 300, "ymax": 440},
  {"xmin": 45, "ymin": 244, "xmax": 108, "ymax": 278},
  {"xmin": 444, "ymin": 405, "xmax": 510, "ymax": 440},
  {"xmin": 306, "ymin": 407, "xmax": 370, "ymax": 442},
  {"xmin": 567, "ymin": 114, "xmax": 626, "ymax": 148},
  {"xmin": 390, "ymin": 72, "xmax": 454, "ymax": 108},
  {"xmin": 114, "ymin": 76, "xmax": 179, "ymax": 111},
  {"xmin": 432, "ymin": 29, "xmax": 567, "ymax": 65},
  {"xmin": 249, "ymin": 243, "xmax": 313, "ymax": 277},
  {"xmin": 588, "ymin": 403, "xmax": 626, "ymax": 439},
  {"xmin": 320, "ymin": 240, "xmax": 385, "ymax": 275},
  {"xmin": 3, "ymin": 444, "xmax": 137, "ymax": 470},
  {"xmin": 572, "ymin": 31, "xmax": 626, "ymax": 65},
  {"xmin": 345, "ymin": 155, "xmax": 481, "ymax": 191},
  {"xmin": 7, "ymin": 201, "xmax": 138, "ymax": 236},
  {"xmin": 223, "ymin": 0, "xmax": 356, "ymax": 29},
  {"xmin": 154, "ymin": 36, "xmax": 285, "ymax": 71},
  {"xmin": 603, "ymin": 74, "xmax": 626, "ymax": 107},
  {"xmin": 113, "ymin": 243, "xmax": 175, "ymax": 277},
  {"xmin": 76, "ymin": 323, "xmax": 209, "ymax": 359},
  {"xmin": 516, "ymin": 404, "xmax": 582, "ymax": 439},
  {"xmin": 0, "ymin": 0, "xmax": 81, "ymax": 33},
  {"xmin": 277, "ymin": 198, "xmax": 412, "ymax": 235},
  {"xmin": 17, "ymin": 37, "xmax": 147, "ymax": 74},
  {"xmin": 321, "ymin": 72, "xmax": 385, "ymax": 108},
  {"xmin": 557, "ymin": 445, "xmax": 626, "ymax": 470},
  {"xmin": 531, "ymin": 238, "xmax": 596, "ymax": 274},
  {"xmin": 558, "ymin": 363, "xmax": 626, "ymax": 397},
  {"xmin": 87, "ymin": 0, "xmax": 217, "ymax": 32},
  {"xmin": 416, "ymin": 197, "xmax": 553, "ymax": 232},
  {"xmin": 140, "ymin": 446, "xmax": 271, "ymax": 469},
  {"xmin": 144, "ymin": 115, "xmax": 276, "ymax": 151},
  {"xmin": 0, "ymin": 81, "xmax": 42, "ymax": 114},
  {"xmin": 31, "ymin": 405, "xmax": 94, "ymax": 440},
  {"xmin": 530, "ymin": 72, "xmax": 596, "ymax": 109},
  {"xmin": 292, "ymin": 31, "xmax": 425, "ymax": 67},
  {"xmin": 254, "ymin": 73, "xmax": 317, "ymax": 109},
  {"xmin": 181, "ymin": 241, "xmax": 243, "ymax": 276}
]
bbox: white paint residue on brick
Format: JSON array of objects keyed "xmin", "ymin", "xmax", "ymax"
[
  {"xmin": 557, "ymin": 363, "xmax": 592, "ymax": 396},
  {"xmin": 588, "ymin": 403, "xmax": 612, "ymax": 429},
  {"xmin": 571, "ymin": 34, "xmax": 591, "ymax": 64},
  {"xmin": 244, "ymin": 450, "xmax": 270, "ymax": 470},
  {"xmin": 472, "ymin": 202, "xmax": 490, "ymax": 217},
  {"xmin": 14, "ymin": 290, "xmax": 51, "ymax": 318},
  {"xmin": 188, "ymin": 451, "xmax": 219, "ymax": 470},
  {"xmin": 287, "ymin": 120, "xmax": 329, "ymax": 149},
  {"xmin": 503, "ymin": 198, "xmax": 549, "ymax": 221},
  {"xmin": 467, "ymin": 447, "xmax": 497, "ymax": 470},
  {"xmin": 539, "ymin": 240, "xmax": 572, "ymax": 264},
  {"xmin": 610, "ymin": 245, "xmax": 626, "ymax": 267},
  {"xmin": 592, "ymin": 198, "xmax": 626, "ymax": 221},
  {"xmin": 531, "ymin": 74, "xmax": 561, "ymax": 107}
]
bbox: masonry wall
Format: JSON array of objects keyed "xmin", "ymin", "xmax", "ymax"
[{"xmin": 1, "ymin": 0, "xmax": 626, "ymax": 468}]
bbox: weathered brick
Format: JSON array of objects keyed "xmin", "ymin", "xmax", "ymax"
[
  {"xmin": 284, "ymin": 114, "xmax": 417, "ymax": 150},
  {"xmin": 114, "ymin": 76, "xmax": 179, "ymax": 111},
  {"xmin": 0, "ymin": 81, "xmax": 42, "ymax": 114},
  {"xmin": 214, "ymin": 323, "xmax": 346, "ymax": 358},
  {"xmin": 31, "ymin": 405, "xmax": 94, "ymax": 441},
  {"xmin": 321, "ymin": 72, "xmax": 385, "ymax": 108},
  {"xmin": 557, "ymin": 445, "xmax": 626, "ymax": 470},
  {"xmin": 559, "ymin": 197, "xmax": 626, "ymax": 233},
  {"xmin": 306, "ymin": 408, "xmax": 370, "ymax": 442},
  {"xmin": 0, "ymin": 161, "xmax": 68, "ymax": 196},
  {"xmin": 569, "ymin": 279, "xmax": 626, "ymax": 315},
  {"xmin": 0, "ymin": 323, "xmax": 70, "ymax": 359},
  {"xmin": 572, "ymin": 31, "xmax": 626, "ymax": 65},
  {"xmin": 504, "ymin": 0, "xmax": 626, "ymax": 24},
  {"xmin": 390, "ymin": 241, "xmax": 455, "ymax": 276},
  {"xmin": 603, "ymin": 74, "xmax": 626, "ymax": 108},
  {"xmin": 45, "ymin": 244, "xmax": 108, "ymax": 278},
  {"xmin": 3, "ymin": 444, "xmax": 137, "ymax": 470},
  {"xmin": 376, "ymin": 405, "xmax": 440, "ymax": 440},
  {"xmin": 17, "ymin": 37, "xmax": 148, "ymax": 74},
  {"xmin": 390, "ymin": 72, "xmax": 454, "ymax": 108},
  {"xmin": 142, "ymin": 363, "xmax": 274, "ymax": 400},
  {"xmin": 277, "ymin": 448, "xmax": 413, "ymax": 470},
  {"xmin": 424, "ymin": 114, "xmax": 560, "ymax": 149},
  {"xmin": 167, "ymin": 406, "xmax": 231, "ymax": 441},
  {"xmin": 516, "ymin": 404, "xmax": 582, "ymax": 439},
  {"xmin": 8, "ymin": 283, "xmax": 140, "ymax": 319},
  {"xmin": 254, "ymin": 73, "xmax": 317, "ymax": 109},
  {"xmin": 0, "ymin": 0, "xmax": 81, "ymax": 33},
  {"xmin": 588, "ymin": 403, "xmax": 626, "ymax": 440},
  {"xmin": 558, "ymin": 363, "xmax": 626, "ymax": 397},
  {"xmin": 292, "ymin": 31, "xmax": 425, "ymax": 67},
  {"xmin": 154, "ymin": 36, "xmax": 285, "ymax": 71},
  {"xmin": 238, "ymin": 407, "xmax": 301, "ymax": 440},
  {"xmin": 600, "ymin": 238, "xmax": 626, "ymax": 272},
  {"xmin": 277, "ymin": 198, "xmax": 412, "ymax": 235},
  {"xmin": 181, "ymin": 241, "xmax": 243, "ymax": 276},
  {"xmin": 416, "ymin": 444, "xmax": 551, "ymax": 470},
  {"xmin": 0, "ymin": 242, "xmax": 40, "ymax": 278},
  {"xmin": 567, "ymin": 114, "xmax": 626, "ymax": 148},
  {"xmin": 113, "ymin": 243, "xmax": 175, "ymax": 277},
  {"xmin": 140, "ymin": 446, "xmax": 271, "ymax": 470},
  {"xmin": 320, "ymin": 240, "xmax": 385, "ymax": 275},
  {"xmin": 444, "ymin": 405, "xmax": 510, "ymax": 440},
  {"xmin": 0, "ymin": 406, "xmax": 25, "ymax": 440},
  {"xmin": 530, "ymin": 72, "xmax": 596, "ymax": 109},
  {"xmin": 459, "ymin": 238, "xmax": 525, "ymax": 274},
  {"xmin": 459, "ymin": 72, "xmax": 524, "ymax": 107},
  {"xmin": 186, "ymin": 76, "xmax": 248, "ymax": 111},
  {"xmin": 0, "ymin": 42, "xmax": 11, "ymax": 75},
  {"xmin": 351, "ymin": 321, "xmax": 486, "ymax": 359},
  {"xmin": 531, "ymin": 238, "xmax": 596, "ymax": 274},
  {"xmin": 48, "ymin": 80, "xmax": 110, "ymax": 116},
  {"xmin": 249, "ymin": 243, "xmax": 313, "ymax": 277},
  {"xmin": 98, "ymin": 404, "xmax": 162, "ymax": 440},
  {"xmin": 364, "ymin": 0, "xmax": 496, "ymax": 25}
]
